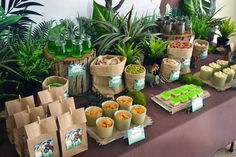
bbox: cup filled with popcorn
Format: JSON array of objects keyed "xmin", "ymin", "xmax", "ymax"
[
  {"xmin": 96, "ymin": 117, "xmax": 114, "ymax": 138},
  {"xmin": 116, "ymin": 96, "xmax": 133, "ymax": 110},
  {"xmin": 114, "ymin": 110, "xmax": 132, "ymax": 131},
  {"xmin": 130, "ymin": 105, "xmax": 147, "ymax": 125},
  {"xmin": 85, "ymin": 106, "xmax": 103, "ymax": 126}
]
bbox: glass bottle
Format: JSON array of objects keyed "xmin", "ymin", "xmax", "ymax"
[
  {"xmin": 55, "ymin": 40, "xmax": 67, "ymax": 60},
  {"xmin": 48, "ymin": 36, "xmax": 57, "ymax": 54},
  {"xmin": 64, "ymin": 32, "xmax": 74, "ymax": 53},
  {"xmin": 72, "ymin": 39, "xmax": 83, "ymax": 58},
  {"xmin": 82, "ymin": 35, "xmax": 92, "ymax": 54}
]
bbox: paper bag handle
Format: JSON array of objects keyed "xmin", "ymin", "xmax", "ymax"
[
  {"xmin": 69, "ymin": 107, "xmax": 73, "ymax": 115},
  {"xmin": 27, "ymin": 105, "xmax": 30, "ymax": 113},
  {"xmin": 18, "ymin": 95, "xmax": 22, "ymax": 101},
  {"xmin": 59, "ymin": 96, "xmax": 63, "ymax": 103},
  {"xmin": 37, "ymin": 116, "xmax": 40, "ymax": 124}
]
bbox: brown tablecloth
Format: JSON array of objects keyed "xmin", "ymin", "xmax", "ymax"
[{"xmin": 0, "ymin": 54, "xmax": 236, "ymax": 157}]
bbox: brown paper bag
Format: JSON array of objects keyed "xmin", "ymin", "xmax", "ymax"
[
  {"xmin": 13, "ymin": 106, "xmax": 45, "ymax": 157},
  {"xmin": 57, "ymin": 108, "xmax": 88, "ymax": 157},
  {"xmin": 160, "ymin": 58, "xmax": 181, "ymax": 82},
  {"xmin": 48, "ymin": 97, "xmax": 76, "ymax": 117},
  {"xmin": 90, "ymin": 55, "xmax": 126, "ymax": 96},
  {"xmin": 5, "ymin": 95, "xmax": 35, "ymax": 144},
  {"xmin": 24, "ymin": 116, "xmax": 59, "ymax": 157},
  {"xmin": 37, "ymin": 88, "xmax": 65, "ymax": 115}
]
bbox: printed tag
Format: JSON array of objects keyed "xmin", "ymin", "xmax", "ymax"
[
  {"xmin": 34, "ymin": 139, "xmax": 54, "ymax": 157},
  {"xmin": 68, "ymin": 63, "xmax": 85, "ymax": 77},
  {"xmin": 134, "ymin": 79, "xmax": 145, "ymax": 90},
  {"xmin": 181, "ymin": 58, "xmax": 191, "ymax": 68},
  {"xmin": 128, "ymin": 125, "xmax": 145, "ymax": 145},
  {"xmin": 109, "ymin": 75, "xmax": 122, "ymax": 87},
  {"xmin": 65, "ymin": 128, "xmax": 82, "ymax": 150},
  {"xmin": 191, "ymin": 97, "xmax": 204, "ymax": 112},
  {"xmin": 200, "ymin": 50, "xmax": 208, "ymax": 60},
  {"xmin": 169, "ymin": 71, "xmax": 180, "ymax": 81}
]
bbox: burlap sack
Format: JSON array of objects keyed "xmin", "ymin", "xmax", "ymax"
[
  {"xmin": 193, "ymin": 39, "xmax": 209, "ymax": 60},
  {"xmin": 24, "ymin": 116, "xmax": 59, "ymax": 157},
  {"xmin": 42, "ymin": 76, "xmax": 69, "ymax": 98},
  {"xmin": 48, "ymin": 97, "xmax": 76, "ymax": 117},
  {"xmin": 5, "ymin": 95, "xmax": 35, "ymax": 144},
  {"xmin": 124, "ymin": 64, "xmax": 146, "ymax": 91},
  {"xmin": 37, "ymin": 88, "xmax": 65, "ymax": 115},
  {"xmin": 57, "ymin": 108, "xmax": 88, "ymax": 157},
  {"xmin": 90, "ymin": 55, "xmax": 127, "ymax": 96},
  {"xmin": 13, "ymin": 106, "xmax": 45, "ymax": 157},
  {"xmin": 160, "ymin": 58, "xmax": 181, "ymax": 82},
  {"xmin": 168, "ymin": 44, "xmax": 193, "ymax": 74}
]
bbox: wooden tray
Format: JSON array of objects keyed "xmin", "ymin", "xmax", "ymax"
[
  {"xmin": 194, "ymin": 72, "xmax": 236, "ymax": 91},
  {"xmin": 151, "ymin": 90, "xmax": 210, "ymax": 114},
  {"xmin": 87, "ymin": 115, "xmax": 153, "ymax": 145}
]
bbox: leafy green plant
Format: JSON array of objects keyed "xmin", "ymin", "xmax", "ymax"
[
  {"xmin": 192, "ymin": 17, "xmax": 211, "ymax": 39},
  {"xmin": 218, "ymin": 18, "xmax": 236, "ymax": 39},
  {"xmin": 126, "ymin": 90, "xmax": 146, "ymax": 107},
  {"xmin": 143, "ymin": 36, "xmax": 168, "ymax": 60},
  {"xmin": 9, "ymin": 25, "xmax": 53, "ymax": 83},
  {"xmin": 115, "ymin": 42, "xmax": 141, "ymax": 64},
  {"xmin": 92, "ymin": 8, "xmax": 157, "ymax": 55},
  {"xmin": 1, "ymin": 0, "xmax": 43, "ymax": 30}
]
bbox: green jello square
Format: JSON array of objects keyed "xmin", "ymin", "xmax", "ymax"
[
  {"xmin": 160, "ymin": 92, "xmax": 171, "ymax": 100},
  {"xmin": 171, "ymin": 89, "xmax": 181, "ymax": 96},
  {"xmin": 170, "ymin": 98, "xmax": 180, "ymax": 106},
  {"xmin": 179, "ymin": 85, "xmax": 189, "ymax": 93},
  {"xmin": 187, "ymin": 92, "xmax": 197, "ymax": 99},
  {"xmin": 193, "ymin": 88, "xmax": 203, "ymax": 96},
  {"xmin": 178, "ymin": 95, "xmax": 189, "ymax": 103},
  {"xmin": 187, "ymin": 84, "xmax": 197, "ymax": 90}
]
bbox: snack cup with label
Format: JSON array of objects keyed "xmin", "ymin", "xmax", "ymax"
[
  {"xmin": 116, "ymin": 96, "xmax": 133, "ymax": 110},
  {"xmin": 85, "ymin": 106, "xmax": 103, "ymax": 126},
  {"xmin": 102, "ymin": 101, "xmax": 119, "ymax": 118},
  {"xmin": 114, "ymin": 110, "xmax": 132, "ymax": 131},
  {"xmin": 130, "ymin": 105, "xmax": 146, "ymax": 125},
  {"xmin": 96, "ymin": 117, "xmax": 114, "ymax": 139}
]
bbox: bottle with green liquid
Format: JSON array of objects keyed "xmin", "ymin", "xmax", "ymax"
[
  {"xmin": 72, "ymin": 39, "xmax": 83, "ymax": 58},
  {"xmin": 48, "ymin": 36, "xmax": 57, "ymax": 54},
  {"xmin": 55, "ymin": 40, "xmax": 67, "ymax": 60},
  {"xmin": 82, "ymin": 35, "xmax": 92, "ymax": 54}
]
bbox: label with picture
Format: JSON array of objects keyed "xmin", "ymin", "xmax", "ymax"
[
  {"xmin": 34, "ymin": 139, "xmax": 54, "ymax": 157},
  {"xmin": 109, "ymin": 75, "xmax": 122, "ymax": 87},
  {"xmin": 65, "ymin": 128, "xmax": 82, "ymax": 150},
  {"xmin": 134, "ymin": 79, "xmax": 145, "ymax": 90}
]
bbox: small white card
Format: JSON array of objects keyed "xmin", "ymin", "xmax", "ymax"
[
  {"xmin": 127, "ymin": 125, "xmax": 145, "ymax": 145},
  {"xmin": 191, "ymin": 97, "xmax": 204, "ymax": 112}
]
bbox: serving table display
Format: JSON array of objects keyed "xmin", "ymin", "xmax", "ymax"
[{"xmin": 44, "ymin": 48, "xmax": 96, "ymax": 95}]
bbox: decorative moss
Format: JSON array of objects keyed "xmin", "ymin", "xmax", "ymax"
[
  {"xmin": 179, "ymin": 74, "xmax": 204, "ymax": 86},
  {"xmin": 126, "ymin": 64, "xmax": 145, "ymax": 74},
  {"xmin": 126, "ymin": 90, "xmax": 146, "ymax": 107}
]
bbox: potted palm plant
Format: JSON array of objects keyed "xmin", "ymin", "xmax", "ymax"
[
  {"xmin": 217, "ymin": 18, "xmax": 236, "ymax": 47},
  {"xmin": 143, "ymin": 36, "xmax": 168, "ymax": 66}
]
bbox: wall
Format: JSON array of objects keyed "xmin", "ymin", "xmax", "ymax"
[{"xmin": 216, "ymin": 0, "xmax": 236, "ymax": 21}]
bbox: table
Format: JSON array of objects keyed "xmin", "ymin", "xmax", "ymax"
[{"xmin": 1, "ymin": 54, "xmax": 236, "ymax": 157}]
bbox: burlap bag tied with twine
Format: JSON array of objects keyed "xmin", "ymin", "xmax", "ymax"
[
  {"xmin": 5, "ymin": 95, "xmax": 35, "ymax": 144},
  {"xmin": 193, "ymin": 39, "xmax": 209, "ymax": 60},
  {"xmin": 42, "ymin": 76, "xmax": 69, "ymax": 98},
  {"xmin": 124, "ymin": 64, "xmax": 146, "ymax": 91},
  {"xmin": 13, "ymin": 106, "xmax": 45, "ymax": 157},
  {"xmin": 24, "ymin": 116, "xmax": 59, "ymax": 157},
  {"xmin": 160, "ymin": 58, "xmax": 181, "ymax": 82},
  {"xmin": 57, "ymin": 108, "xmax": 88, "ymax": 157},
  {"xmin": 168, "ymin": 43, "xmax": 193, "ymax": 74},
  {"xmin": 90, "ymin": 55, "xmax": 127, "ymax": 96}
]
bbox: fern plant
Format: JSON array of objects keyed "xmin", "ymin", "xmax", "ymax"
[
  {"xmin": 115, "ymin": 42, "xmax": 141, "ymax": 65},
  {"xmin": 143, "ymin": 36, "xmax": 168, "ymax": 60},
  {"xmin": 192, "ymin": 17, "xmax": 211, "ymax": 39},
  {"xmin": 218, "ymin": 18, "xmax": 236, "ymax": 39}
]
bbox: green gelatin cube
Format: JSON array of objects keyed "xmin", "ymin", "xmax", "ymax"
[
  {"xmin": 178, "ymin": 95, "xmax": 189, "ymax": 102},
  {"xmin": 170, "ymin": 98, "xmax": 180, "ymax": 105},
  {"xmin": 193, "ymin": 88, "xmax": 203, "ymax": 95},
  {"xmin": 171, "ymin": 89, "xmax": 181, "ymax": 96},
  {"xmin": 179, "ymin": 85, "xmax": 189, "ymax": 93},
  {"xmin": 187, "ymin": 84, "xmax": 197, "ymax": 90},
  {"xmin": 160, "ymin": 92, "xmax": 171, "ymax": 99},
  {"xmin": 187, "ymin": 92, "xmax": 197, "ymax": 99}
]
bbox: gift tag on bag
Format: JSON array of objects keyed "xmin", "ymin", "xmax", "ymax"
[
  {"xmin": 134, "ymin": 79, "xmax": 145, "ymax": 90},
  {"xmin": 109, "ymin": 75, "xmax": 122, "ymax": 87},
  {"xmin": 200, "ymin": 50, "xmax": 208, "ymax": 60},
  {"xmin": 169, "ymin": 71, "xmax": 180, "ymax": 81},
  {"xmin": 181, "ymin": 58, "xmax": 191, "ymax": 68},
  {"xmin": 128, "ymin": 125, "xmax": 145, "ymax": 145}
]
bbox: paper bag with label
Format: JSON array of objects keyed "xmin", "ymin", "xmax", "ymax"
[
  {"xmin": 37, "ymin": 88, "xmax": 65, "ymax": 115},
  {"xmin": 13, "ymin": 106, "xmax": 45, "ymax": 157},
  {"xmin": 24, "ymin": 116, "xmax": 59, "ymax": 157},
  {"xmin": 57, "ymin": 108, "xmax": 88, "ymax": 157},
  {"xmin": 5, "ymin": 95, "xmax": 35, "ymax": 144},
  {"xmin": 48, "ymin": 97, "xmax": 76, "ymax": 117}
]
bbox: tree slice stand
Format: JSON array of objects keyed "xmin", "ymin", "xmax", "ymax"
[{"xmin": 44, "ymin": 48, "xmax": 96, "ymax": 95}]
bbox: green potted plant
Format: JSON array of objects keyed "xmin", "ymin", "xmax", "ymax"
[
  {"xmin": 217, "ymin": 18, "xmax": 236, "ymax": 47},
  {"xmin": 115, "ymin": 42, "xmax": 142, "ymax": 65},
  {"xmin": 143, "ymin": 36, "xmax": 168, "ymax": 65}
]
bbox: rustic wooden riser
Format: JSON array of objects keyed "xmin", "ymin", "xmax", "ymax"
[{"xmin": 44, "ymin": 47, "xmax": 96, "ymax": 95}]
